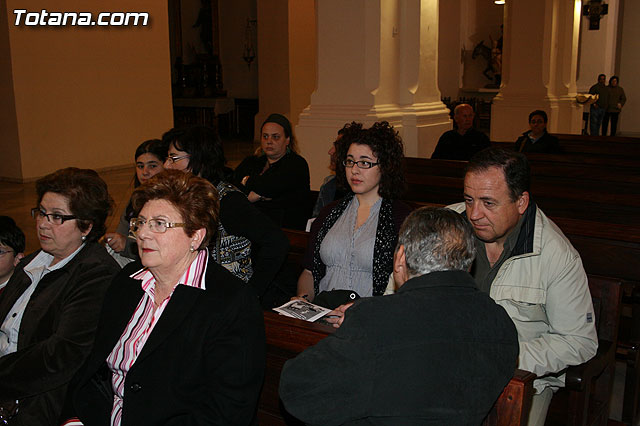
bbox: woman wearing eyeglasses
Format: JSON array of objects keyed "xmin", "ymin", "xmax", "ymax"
[
  {"xmin": 0, "ymin": 168, "xmax": 119, "ymax": 425},
  {"xmin": 295, "ymin": 122, "xmax": 411, "ymax": 324},
  {"xmin": 70, "ymin": 170, "xmax": 265, "ymax": 425},
  {"xmin": 162, "ymin": 126, "xmax": 289, "ymax": 308}
]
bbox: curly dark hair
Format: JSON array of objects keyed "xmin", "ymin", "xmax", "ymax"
[
  {"xmin": 36, "ymin": 168, "xmax": 113, "ymax": 242},
  {"xmin": 130, "ymin": 170, "xmax": 219, "ymax": 250},
  {"xmin": 335, "ymin": 121, "xmax": 406, "ymax": 199}
]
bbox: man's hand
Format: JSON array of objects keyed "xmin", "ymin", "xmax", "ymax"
[{"xmin": 323, "ymin": 303, "xmax": 354, "ymax": 328}]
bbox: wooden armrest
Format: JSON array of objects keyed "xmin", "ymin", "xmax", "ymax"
[{"xmin": 564, "ymin": 340, "xmax": 615, "ymax": 391}]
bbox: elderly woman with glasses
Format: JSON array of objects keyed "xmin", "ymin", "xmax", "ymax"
[
  {"xmin": 0, "ymin": 168, "xmax": 120, "ymax": 425},
  {"xmin": 71, "ymin": 170, "xmax": 265, "ymax": 426},
  {"xmin": 295, "ymin": 122, "xmax": 411, "ymax": 324}
]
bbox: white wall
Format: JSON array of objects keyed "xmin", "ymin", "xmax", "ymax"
[
  {"xmin": 618, "ymin": 0, "xmax": 640, "ymax": 135},
  {"xmin": 576, "ymin": 0, "xmax": 619, "ymax": 92}
]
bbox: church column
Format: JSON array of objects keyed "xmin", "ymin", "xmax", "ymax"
[
  {"xmin": 296, "ymin": 0, "xmax": 451, "ymax": 189},
  {"xmin": 491, "ymin": 0, "xmax": 583, "ymax": 142}
]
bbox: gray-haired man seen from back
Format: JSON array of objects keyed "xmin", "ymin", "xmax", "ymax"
[{"xmin": 279, "ymin": 207, "xmax": 519, "ymax": 425}]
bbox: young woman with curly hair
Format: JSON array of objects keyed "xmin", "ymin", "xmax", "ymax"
[{"xmin": 295, "ymin": 121, "xmax": 411, "ymax": 325}]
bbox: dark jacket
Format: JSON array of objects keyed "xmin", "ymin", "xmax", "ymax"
[
  {"xmin": 234, "ymin": 152, "xmax": 310, "ymax": 230},
  {"xmin": 515, "ymin": 130, "xmax": 562, "ymax": 153},
  {"xmin": 279, "ymin": 270, "xmax": 519, "ymax": 426},
  {"xmin": 72, "ymin": 260, "xmax": 266, "ymax": 426},
  {"xmin": 431, "ymin": 128, "xmax": 491, "ymax": 161},
  {"xmin": 216, "ymin": 186, "xmax": 289, "ymax": 298},
  {"xmin": 0, "ymin": 242, "xmax": 119, "ymax": 426}
]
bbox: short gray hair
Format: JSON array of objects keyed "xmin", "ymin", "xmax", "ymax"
[{"xmin": 397, "ymin": 207, "xmax": 476, "ymax": 278}]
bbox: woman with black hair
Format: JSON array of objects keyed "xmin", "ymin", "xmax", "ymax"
[
  {"xmin": 295, "ymin": 122, "xmax": 411, "ymax": 323},
  {"xmin": 234, "ymin": 113, "xmax": 311, "ymax": 230},
  {"xmin": 106, "ymin": 139, "xmax": 168, "ymax": 260},
  {"xmin": 164, "ymin": 126, "xmax": 289, "ymax": 305}
]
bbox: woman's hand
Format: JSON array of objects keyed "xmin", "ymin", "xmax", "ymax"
[
  {"xmin": 105, "ymin": 233, "xmax": 126, "ymax": 253},
  {"xmin": 247, "ymin": 191, "xmax": 271, "ymax": 203},
  {"xmin": 241, "ymin": 175, "xmax": 250, "ymax": 186}
]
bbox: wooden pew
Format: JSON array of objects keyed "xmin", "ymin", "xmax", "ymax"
[
  {"xmin": 492, "ymin": 134, "xmax": 640, "ymax": 159},
  {"xmin": 259, "ymin": 311, "xmax": 536, "ymax": 426},
  {"xmin": 401, "ymin": 157, "xmax": 640, "ymax": 283},
  {"xmin": 546, "ymin": 275, "xmax": 623, "ymax": 426}
]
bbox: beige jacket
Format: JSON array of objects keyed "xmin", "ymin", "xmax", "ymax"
[{"xmin": 449, "ymin": 203, "xmax": 598, "ymax": 393}]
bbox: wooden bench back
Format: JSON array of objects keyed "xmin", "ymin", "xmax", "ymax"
[
  {"xmin": 588, "ymin": 275, "xmax": 623, "ymax": 343},
  {"xmin": 259, "ymin": 311, "xmax": 535, "ymax": 426}
]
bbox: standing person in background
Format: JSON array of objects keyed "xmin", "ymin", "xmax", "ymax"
[
  {"xmin": 0, "ymin": 217, "xmax": 25, "ymax": 294},
  {"xmin": 588, "ymin": 74, "xmax": 607, "ymax": 136},
  {"xmin": 602, "ymin": 75, "xmax": 626, "ymax": 136},
  {"xmin": 105, "ymin": 139, "xmax": 167, "ymax": 261},
  {"xmin": 234, "ymin": 114, "xmax": 311, "ymax": 230}
]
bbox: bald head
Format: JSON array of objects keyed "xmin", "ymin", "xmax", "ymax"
[{"xmin": 454, "ymin": 104, "xmax": 475, "ymax": 134}]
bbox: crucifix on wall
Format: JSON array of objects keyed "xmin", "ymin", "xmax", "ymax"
[{"xmin": 582, "ymin": 0, "xmax": 609, "ymax": 30}]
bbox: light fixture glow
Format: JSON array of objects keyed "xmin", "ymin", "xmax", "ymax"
[{"xmin": 495, "ymin": 0, "xmax": 505, "ymax": 4}]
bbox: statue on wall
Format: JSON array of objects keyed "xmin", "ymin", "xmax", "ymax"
[{"xmin": 472, "ymin": 31, "xmax": 502, "ymax": 88}]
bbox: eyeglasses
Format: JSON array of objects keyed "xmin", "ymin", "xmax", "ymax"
[
  {"xmin": 343, "ymin": 159, "xmax": 380, "ymax": 169},
  {"xmin": 0, "ymin": 249, "xmax": 15, "ymax": 257},
  {"xmin": 166, "ymin": 154, "xmax": 190, "ymax": 164},
  {"xmin": 31, "ymin": 208, "xmax": 77, "ymax": 225},
  {"xmin": 129, "ymin": 217, "xmax": 186, "ymax": 236}
]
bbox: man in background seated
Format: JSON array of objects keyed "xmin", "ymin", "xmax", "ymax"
[
  {"xmin": 0, "ymin": 216, "xmax": 25, "ymax": 294},
  {"xmin": 449, "ymin": 148, "xmax": 597, "ymax": 426},
  {"xmin": 279, "ymin": 207, "xmax": 518, "ymax": 426},
  {"xmin": 431, "ymin": 103, "xmax": 490, "ymax": 160},
  {"xmin": 514, "ymin": 110, "xmax": 562, "ymax": 153}
]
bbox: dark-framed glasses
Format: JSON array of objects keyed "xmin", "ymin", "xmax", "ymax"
[
  {"xmin": 31, "ymin": 208, "xmax": 77, "ymax": 225},
  {"xmin": 343, "ymin": 159, "xmax": 380, "ymax": 169},
  {"xmin": 129, "ymin": 217, "xmax": 186, "ymax": 236},
  {"xmin": 166, "ymin": 154, "xmax": 190, "ymax": 164}
]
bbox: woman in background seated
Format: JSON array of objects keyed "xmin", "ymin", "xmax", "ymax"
[
  {"xmin": 163, "ymin": 126, "xmax": 288, "ymax": 304},
  {"xmin": 234, "ymin": 114, "xmax": 311, "ymax": 230},
  {"xmin": 296, "ymin": 122, "xmax": 411, "ymax": 320},
  {"xmin": 106, "ymin": 139, "xmax": 167, "ymax": 260},
  {"xmin": 72, "ymin": 171, "xmax": 265, "ymax": 425},
  {"xmin": 0, "ymin": 168, "xmax": 119, "ymax": 425},
  {"xmin": 514, "ymin": 110, "xmax": 561, "ymax": 153}
]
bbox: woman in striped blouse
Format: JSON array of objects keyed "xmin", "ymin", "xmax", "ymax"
[{"xmin": 70, "ymin": 170, "xmax": 265, "ymax": 426}]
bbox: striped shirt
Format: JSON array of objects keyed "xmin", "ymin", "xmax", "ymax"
[{"xmin": 106, "ymin": 249, "xmax": 208, "ymax": 426}]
